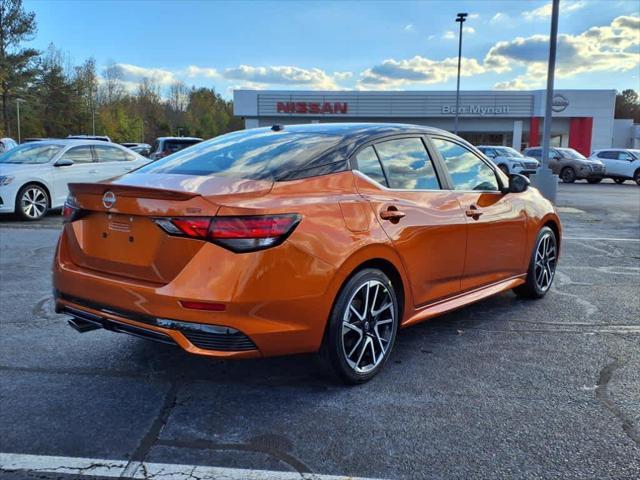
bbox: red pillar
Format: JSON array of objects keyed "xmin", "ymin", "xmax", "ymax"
[
  {"xmin": 569, "ymin": 117, "xmax": 593, "ymax": 156},
  {"xmin": 530, "ymin": 117, "xmax": 540, "ymax": 147}
]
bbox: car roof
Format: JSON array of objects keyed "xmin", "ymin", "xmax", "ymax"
[
  {"xmin": 19, "ymin": 139, "xmax": 127, "ymax": 147},
  {"xmin": 157, "ymin": 136, "xmax": 203, "ymax": 141}
]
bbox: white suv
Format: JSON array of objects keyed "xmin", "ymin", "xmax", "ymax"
[
  {"xmin": 589, "ymin": 149, "xmax": 640, "ymax": 185},
  {"xmin": 476, "ymin": 146, "xmax": 540, "ymax": 176}
]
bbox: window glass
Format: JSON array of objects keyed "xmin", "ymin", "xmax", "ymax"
[
  {"xmin": 355, "ymin": 147, "xmax": 387, "ymax": 186},
  {"xmin": 526, "ymin": 148, "xmax": 541, "ymax": 156},
  {"xmin": 598, "ymin": 151, "xmax": 617, "ymax": 159},
  {"xmin": 164, "ymin": 139, "xmax": 201, "ymax": 154},
  {"xmin": 94, "ymin": 145, "xmax": 127, "ymax": 162},
  {"xmin": 61, "ymin": 146, "xmax": 94, "ymax": 164},
  {"xmin": 374, "ymin": 138, "xmax": 440, "ymax": 190},
  {"xmin": 0, "ymin": 144, "xmax": 63, "ymax": 164},
  {"xmin": 432, "ymin": 138, "xmax": 499, "ymax": 191},
  {"xmin": 138, "ymin": 130, "xmax": 341, "ymax": 180},
  {"xmin": 618, "ymin": 151, "xmax": 633, "ymax": 161}
]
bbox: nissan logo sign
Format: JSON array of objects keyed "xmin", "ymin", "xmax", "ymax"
[
  {"xmin": 552, "ymin": 94, "xmax": 569, "ymax": 113},
  {"xmin": 102, "ymin": 191, "xmax": 116, "ymax": 209}
]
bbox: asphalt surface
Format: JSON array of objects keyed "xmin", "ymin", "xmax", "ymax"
[{"xmin": 0, "ymin": 180, "xmax": 639, "ymax": 479}]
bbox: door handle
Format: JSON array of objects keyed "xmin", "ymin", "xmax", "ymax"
[
  {"xmin": 465, "ymin": 205, "xmax": 483, "ymax": 219},
  {"xmin": 88, "ymin": 170, "xmax": 97, "ymax": 174},
  {"xmin": 380, "ymin": 208, "xmax": 406, "ymax": 221}
]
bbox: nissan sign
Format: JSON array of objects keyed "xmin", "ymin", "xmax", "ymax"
[
  {"xmin": 552, "ymin": 94, "xmax": 570, "ymax": 112},
  {"xmin": 277, "ymin": 101, "xmax": 348, "ymax": 115}
]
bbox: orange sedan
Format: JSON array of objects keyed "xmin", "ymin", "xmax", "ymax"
[{"xmin": 53, "ymin": 124, "xmax": 561, "ymax": 383}]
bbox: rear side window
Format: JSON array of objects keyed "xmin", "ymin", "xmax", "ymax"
[
  {"xmin": 618, "ymin": 151, "xmax": 634, "ymax": 161},
  {"xmin": 432, "ymin": 138, "xmax": 499, "ymax": 191},
  {"xmin": 526, "ymin": 148, "xmax": 541, "ymax": 157},
  {"xmin": 138, "ymin": 129, "xmax": 342, "ymax": 180},
  {"xmin": 374, "ymin": 138, "xmax": 440, "ymax": 190},
  {"xmin": 164, "ymin": 140, "xmax": 201, "ymax": 154},
  {"xmin": 94, "ymin": 145, "xmax": 127, "ymax": 162},
  {"xmin": 61, "ymin": 146, "xmax": 94, "ymax": 164},
  {"xmin": 355, "ymin": 147, "xmax": 387, "ymax": 186}
]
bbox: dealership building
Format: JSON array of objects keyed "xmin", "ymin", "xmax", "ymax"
[{"xmin": 233, "ymin": 89, "xmax": 638, "ymax": 155}]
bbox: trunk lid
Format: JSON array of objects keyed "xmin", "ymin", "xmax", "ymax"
[{"xmin": 65, "ymin": 173, "xmax": 273, "ymax": 284}]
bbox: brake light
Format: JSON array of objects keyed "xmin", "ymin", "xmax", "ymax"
[
  {"xmin": 62, "ymin": 195, "xmax": 82, "ymax": 223},
  {"xmin": 153, "ymin": 214, "xmax": 301, "ymax": 253}
]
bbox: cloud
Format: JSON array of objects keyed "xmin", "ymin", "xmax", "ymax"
[
  {"xmin": 110, "ymin": 63, "xmax": 177, "ymax": 86},
  {"xmin": 463, "ymin": 26, "xmax": 475, "ymax": 34},
  {"xmin": 485, "ymin": 14, "xmax": 640, "ymax": 86},
  {"xmin": 490, "ymin": 12, "xmax": 510, "ymax": 25},
  {"xmin": 468, "ymin": 13, "xmax": 480, "ymax": 19},
  {"xmin": 442, "ymin": 30, "xmax": 456, "ymax": 40},
  {"xmin": 333, "ymin": 71, "xmax": 353, "ymax": 81},
  {"xmin": 358, "ymin": 55, "xmax": 488, "ymax": 89},
  {"xmin": 494, "ymin": 75, "xmax": 545, "ymax": 90},
  {"xmin": 185, "ymin": 65, "xmax": 218, "ymax": 78},
  {"xmin": 523, "ymin": 0, "xmax": 586, "ymax": 20},
  {"xmin": 222, "ymin": 65, "xmax": 344, "ymax": 89},
  {"xmin": 404, "ymin": 23, "xmax": 414, "ymax": 32}
]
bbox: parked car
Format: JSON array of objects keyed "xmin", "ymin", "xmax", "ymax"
[
  {"xmin": 67, "ymin": 135, "xmax": 112, "ymax": 142},
  {"xmin": 149, "ymin": 136, "xmax": 202, "ymax": 160},
  {"xmin": 0, "ymin": 140, "xmax": 150, "ymax": 220},
  {"xmin": 121, "ymin": 143, "xmax": 152, "ymax": 157},
  {"xmin": 476, "ymin": 145, "xmax": 540, "ymax": 176},
  {"xmin": 53, "ymin": 123, "xmax": 561, "ymax": 384},
  {"xmin": 0, "ymin": 138, "xmax": 18, "ymax": 153},
  {"xmin": 523, "ymin": 146, "xmax": 605, "ymax": 183},
  {"xmin": 589, "ymin": 148, "xmax": 640, "ymax": 185}
]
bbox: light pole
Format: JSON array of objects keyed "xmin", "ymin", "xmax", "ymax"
[
  {"xmin": 530, "ymin": 0, "xmax": 560, "ymax": 203},
  {"xmin": 454, "ymin": 12, "xmax": 468, "ymax": 136},
  {"xmin": 16, "ymin": 99, "xmax": 26, "ymax": 144}
]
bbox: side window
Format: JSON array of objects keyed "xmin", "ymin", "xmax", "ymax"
[
  {"xmin": 484, "ymin": 148, "xmax": 497, "ymax": 158},
  {"xmin": 617, "ymin": 151, "xmax": 633, "ymax": 161},
  {"xmin": 599, "ymin": 151, "xmax": 617, "ymax": 159},
  {"xmin": 374, "ymin": 138, "xmax": 440, "ymax": 190},
  {"xmin": 60, "ymin": 146, "xmax": 94, "ymax": 164},
  {"xmin": 95, "ymin": 145, "xmax": 127, "ymax": 162},
  {"xmin": 527, "ymin": 148, "xmax": 541, "ymax": 157},
  {"xmin": 432, "ymin": 137, "xmax": 499, "ymax": 191},
  {"xmin": 355, "ymin": 146, "xmax": 387, "ymax": 186}
]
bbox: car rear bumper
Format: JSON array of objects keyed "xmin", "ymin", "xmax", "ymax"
[{"xmin": 53, "ymin": 228, "xmax": 337, "ymax": 358}]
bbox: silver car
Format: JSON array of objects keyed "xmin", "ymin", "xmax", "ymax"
[
  {"xmin": 476, "ymin": 146, "xmax": 540, "ymax": 176},
  {"xmin": 523, "ymin": 146, "xmax": 605, "ymax": 183}
]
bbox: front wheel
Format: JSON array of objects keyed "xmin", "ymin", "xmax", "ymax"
[
  {"xmin": 634, "ymin": 169, "xmax": 640, "ymax": 186},
  {"xmin": 15, "ymin": 184, "xmax": 49, "ymax": 221},
  {"xmin": 321, "ymin": 269, "xmax": 399, "ymax": 384},
  {"xmin": 560, "ymin": 167, "xmax": 576, "ymax": 183},
  {"xmin": 514, "ymin": 226, "xmax": 558, "ymax": 299}
]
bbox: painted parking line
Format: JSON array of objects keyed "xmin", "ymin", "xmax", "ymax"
[
  {"xmin": 563, "ymin": 236, "xmax": 640, "ymax": 242},
  {"xmin": 0, "ymin": 452, "xmax": 386, "ymax": 480}
]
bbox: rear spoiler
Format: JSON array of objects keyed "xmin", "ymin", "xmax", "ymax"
[{"xmin": 68, "ymin": 183, "xmax": 199, "ymax": 201}]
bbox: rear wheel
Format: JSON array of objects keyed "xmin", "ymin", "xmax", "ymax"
[
  {"xmin": 587, "ymin": 178, "xmax": 602, "ymax": 184},
  {"xmin": 614, "ymin": 178, "xmax": 626, "ymax": 184},
  {"xmin": 634, "ymin": 169, "xmax": 640, "ymax": 186},
  {"xmin": 15, "ymin": 184, "xmax": 49, "ymax": 221},
  {"xmin": 321, "ymin": 269, "xmax": 399, "ymax": 384},
  {"xmin": 514, "ymin": 226, "xmax": 558, "ymax": 299},
  {"xmin": 560, "ymin": 167, "xmax": 576, "ymax": 183}
]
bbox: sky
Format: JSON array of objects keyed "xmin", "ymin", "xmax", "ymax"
[{"xmin": 24, "ymin": 0, "xmax": 640, "ymax": 98}]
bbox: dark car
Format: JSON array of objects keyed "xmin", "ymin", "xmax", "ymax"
[{"xmin": 149, "ymin": 137, "xmax": 203, "ymax": 160}]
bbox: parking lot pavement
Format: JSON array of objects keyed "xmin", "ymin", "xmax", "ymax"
[{"xmin": 0, "ymin": 181, "xmax": 638, "ymax": 480}]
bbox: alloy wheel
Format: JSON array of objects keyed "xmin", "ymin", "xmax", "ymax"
[
  {"xmin": 534, "ymin": 232, "xmax": 557, "ymax": 292},
  {"xmin": 342, "ymin": 280, "xmax": 396, "ymax": 374},
  {"xmin": 21, "ymin": 187, "xmax": 48, "ymax": 219}
]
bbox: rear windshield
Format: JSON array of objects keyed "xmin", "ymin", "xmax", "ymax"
[{"xmin": 138, "ymin": 129, "xmax": 342, "ymax": 180}]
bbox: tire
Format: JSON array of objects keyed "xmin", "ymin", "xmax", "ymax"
[
  {"xmin": 514, "ymin": 226, "xmax": 558, "ymax": 299},
  {"xmin": 634, "ymin": 169, "xmax": 640, "ymax": 186},
  {"xmin": 321, "ymin": 268, "xmax": 399, "ymax": 384},
  {"xmin": 587, "ymin": 178, "xmax": 602, "ymax": 184},
  {"xmin": 614, "ymin": 178, "xmax": 626, "ymax": 184},
  {"xmin": 560, "ymin": 167, "xmax": 576, "ymax": 183},
  {"xmin": 498, "ymin": 164, "xmax": 509, "ymax": 175},
  {"xmin": 15, "ymin": 183, "xmax": 49, "ymax": 221}
]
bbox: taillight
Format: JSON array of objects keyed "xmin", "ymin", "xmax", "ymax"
[
  {"xmin": 153, "ymin": 214, "xmax": 301, "ymax": 253},
  {"xmin": 62, "ymin": 195, "xmax": 83, "ymax": 223}
]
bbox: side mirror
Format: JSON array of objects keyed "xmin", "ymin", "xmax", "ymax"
[
  {"xmin": 54, "ymin": 158, "xmax": 74, "ymax": 167},
  {"xmin": 506, "ymin": 173, "xmax": 529, "ymax": 194}
]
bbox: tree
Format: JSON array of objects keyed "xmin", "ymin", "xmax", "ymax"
[
  {"xmin": 0, "ymin": 0, "xmax": 39, "ymax": 136},
  {"xmin": 615, "ymin": 89, "xmax": 640, "ymax": 123}
]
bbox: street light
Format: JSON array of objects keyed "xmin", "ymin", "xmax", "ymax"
[
  {"xmin": 453, "ymin": 12, "xmax": 468, "ymax": 136},
  {"xmin": 16, "ymin": 98, "xmax": 26, "ymax": 144}
]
